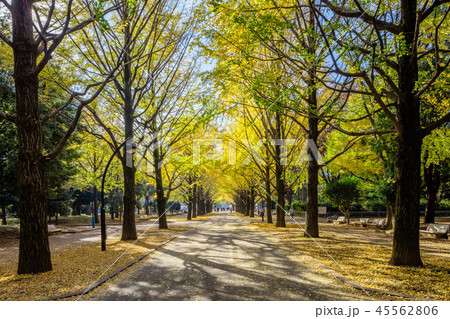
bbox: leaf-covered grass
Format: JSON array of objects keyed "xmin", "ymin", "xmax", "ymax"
[
  {"xmin": 2, "ymin": 218, "xmax": 20, "ymax": 226},
  {"xmin": 2, "ymin": 215, "xmax": 125, "ymax": 226},
  {"xmin": 0, "ymin": 226, "xmax": 191, "ymax": 301},
  {"xmin": 252, "ymin": 220, "xmax": 450, "ymax": 301},
  {"xmin": 2, "ymin": 212, "xmax": 189, "ymax": 227}
]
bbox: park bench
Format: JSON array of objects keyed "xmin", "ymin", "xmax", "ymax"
[
  {"xmin": 48, "ymin": 224, "xmax": 62, "ymax": 236},
  {"xmin": 420, "ymin": 224, "xmax": 449, "ymax": 239},
  {"xmin": 371, "ymin": 219, "xmax": 386, "ymax": 228},
  {"xmin": 363, "ymin": 219, "xmax": 387, "ymax": 230},
  {"xmin": 354, "ymin": 218, "xmax": 371, "ymax": 227},
  {"xmin": 327, "ymin": 214, "xmax": 338, "ymax": 223},
  {"xmin": 333, "ymin": 216, "xmax": 346, "ymax": 224}
]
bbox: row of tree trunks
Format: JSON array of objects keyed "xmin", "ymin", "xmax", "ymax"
[
  {"xmin": 233, "ymin": 189, "xmax": 250, "ymax": 216},
  {"xmin": 198, "ymin": 185, "xmax": 205, "ymax": 215},
  {"xmin": 186, "ymin": 177, "xmax": 215, "ymax": 218}
]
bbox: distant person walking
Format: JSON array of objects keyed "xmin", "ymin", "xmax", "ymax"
[
  {"xmin": 290, "ymin": 208, "xmax": 294, "ymax": 219},
  {"xmin": 260, "ymin": 210, "xmax": 264, "ymax": 222}
]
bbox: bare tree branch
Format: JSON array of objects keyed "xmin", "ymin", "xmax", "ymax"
[
  {"xmin": 0, "ymin": 31, "xmax": 12, "ymax": 47},
  {"xmin": 34, "ymin": 2, "xmax": 122, "ymax": 74},
  {"xmin": 0, "ymin": 0, "xmax": 11, "ymax": 11},
  {"xmin": 419, "ymin": 0, "xmax": 450, "ymax": 22},
  {"xmin": 319, "ymin": 0, "xmax": 401, "ymax": 34},
  {"xmin": 45, "ymin": 53, "xmax": 123, "ymax": 161},
  {"xmin": 422, "ymin": 112, "xmax": 450, "ymax": 136},
  {"xmin": 321, "ymin": 136, "xmax": 362, "ymax": 167}
]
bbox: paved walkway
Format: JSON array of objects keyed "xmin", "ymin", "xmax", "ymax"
[
  {"xmin": 0, "ymin": 218, "xmax": 193, "ymax": 260},
  {"xmin": 92, "ymin": 212, "xmax": 368, "ymax": 301}
]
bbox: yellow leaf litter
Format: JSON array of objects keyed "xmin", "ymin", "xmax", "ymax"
[
  {"xmin": 251, "ymin": 218, "xmax": 450, "ymax": 301},
  {"xmin": 0, "ymin": 226, "xmax": 191, "ymax": 301}
]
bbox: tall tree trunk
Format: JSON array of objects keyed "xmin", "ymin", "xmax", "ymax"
[
  {"xmin": 244, "ymin": 191, "xmax": 249, "ymax": 216},
  {"xmin": 120, "ymin": 15, "xmax": 137, "ymax": 241},
  {"xmin": 250, "ymin": 187, "xmax": 255, "ymax": 217},
  {"xmin": 305, "ymin": 16, "xmax": 319, "ymax": 237},
  {"xmin": 198, "ymin": 185, "xmax": 204, "ymax": 215},
  {"xmin": 275, "ymin": 112, "xmax": 286, "ymax": 227},
  {"xmin": 305, "ymin": 141, "xmax": 319, "ymax": 237},
  {"xmin": 389, "ymin": 0, "xmax": 423, "ymax": 267},
  {"xmin": 153, "ymin": 147, "xmax": 167, "ymax": 229},
  {"xmin": 92, "ymin": 154, "xmax": 99, "ymax": 224},
  {"xmin": 265, "ymin": 148, "xmax": 273, "ymax": 223},
  {"xmin": 187, "ymin": 176, "xmax": 192, "ymax": 220},
  {"xmin": 110, "ymin": 193, "xmax": 115, "ymax": 220},
  {"xmin": 93, "ymin": 185, "xmax": 99, "ymax": 224},
  {"xmin": 14, "ymin": 0, "xmax": 52, "ymax": 274},
  {"xmin": 385, "ymin": 205, "xmax": 394, "ymax": 230},
  {"xmin": 192, "ymin": 182, "xmax": 197, "ymax": 218},
  {"xmin": 424, "ymin": 163, "xmax": 440, "ymax": 224},
  {"xmin": 391, "ymin": 130, "xmax": 422, "ymax": 266},
  {"xmin": 122, "ymin": 158, "xmax": 137, "ymax": 239},
  {"xmin": 275, "ymin": 163, "xmax": 285, "ymax": 227},
  {"xmin": 287, "ymin": 188, "xmax": 292, "ymax": 206},
  {"xmin": 145, "ymin": 194, "xmax": 150, "ymax": 215},
  {"xmin": 187, "ymin": 193, "xmax": 192, "ymax": 220},
  {"xmin": 2, "ymin": 200, "xmax": 7, "ymax": 226}
]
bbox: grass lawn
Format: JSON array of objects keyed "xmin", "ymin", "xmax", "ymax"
[
  {"xmin": 2, "ymin": 214, "xmax": 124, "ymax": 226},
  {"xmin": 251, "ymin": 218, "xmax": 450, "ymax": 301}
]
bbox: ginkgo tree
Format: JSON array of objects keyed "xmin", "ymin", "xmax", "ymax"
[
  {"xmin": 315, "ymin": 0, "xmax": 450, "ymax": 266},
  {"xmin": 0, "ymin": 0, "xmax": 127, "ymax": 274}
]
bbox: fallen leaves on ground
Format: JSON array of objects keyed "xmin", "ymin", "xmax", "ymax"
[
  {"xmin": 0, "ymin": 226, "xmax": 191, "ymax": 301},
  {"xmin": 252, "ymin": 220, "xmax": 450, "ymax": 301},
  {"xmin": 193, "ymin": 212, "xmax": 215, "ymax": 221}
]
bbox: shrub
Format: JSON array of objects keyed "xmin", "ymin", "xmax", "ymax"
[
  {"xmin": 324, "ymin": 177, "xmax": 360, "ymax": 224},
  {"xmin": 291, "ymin": 200, "xmax": 306, "ymax": 211},
  {"xmin": 437, "ymin": 199, "xmax": 450, "ymax": 210},
  {"xmin": 377, "ymin": 180, "xmax": 396, "ymax": 207},
  {"xmin": 363, "ymin": 199, "xmax": 386, "ymax": 211}
]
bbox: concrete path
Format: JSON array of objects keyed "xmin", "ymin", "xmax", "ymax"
[
  {"xmin": 48, "ymin": 219, "xmax": 192, "ymax": 251},
  {"xmin": 0, "ymin": 217, "xmax": 197, "ymax": 261},
  {"xmin": 92, "ymin": 212, "xmax": 368, "ymax": 301}
]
